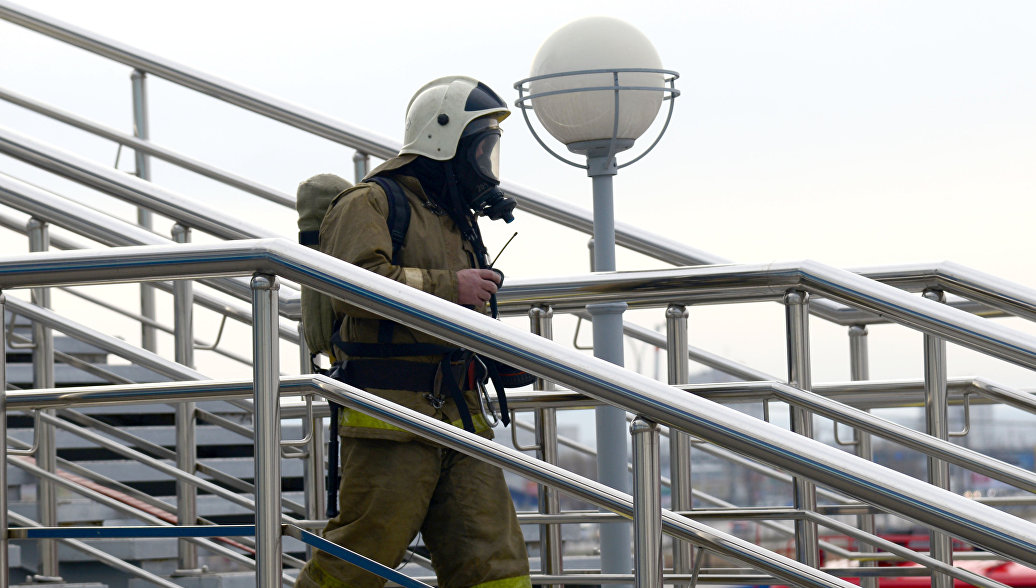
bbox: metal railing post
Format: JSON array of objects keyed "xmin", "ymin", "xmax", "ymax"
[
  {"xmin": 298, "ymin": 322, "xmax": 311, "ymax": 374},
  {"xmin": 923, "ymin": 288, "xmax": 953, "ymax": 588},
  {"xmin": 631, "ymin": 417, "xmax": 662, "ymax": 588},
  {"xmin": 131, "ymin": 69, "xmax": 157, "ymax": 352},
  {"xmin": 298, "ymin": 323, "xmax": 325, "ymax": 538},
  {"xmin": 665, "ymin": 304, "xmax": 694, "ymax": 581},
  {"xmin": 252, "ymin": 274, "xmax": 282, "ymax": 587},
  {"xmin": 352, "ymin": 151, "xmax": 370, "ymax": 184},
  {"xmin": 28, "ymin": 218, "xmax": 63, "ymax": 582},
  {"xmin": 171, "ymin": 223, "xmax": 200, "ymax": 573},
  {"xmin": 848, "ymin": 325, "xmax": 877, "ymax": 588},
  {"xmin": 530, "ymin": 305, "xmax": 562, "ymax": 585},
  {"xmin": 784, "ymin": 289, "xmax": 818, "ymax": 568},
  {"xmin": 1, "ymin": 290, "xmax": 10, "ymax": 588}
]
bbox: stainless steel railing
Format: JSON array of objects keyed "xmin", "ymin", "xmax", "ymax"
[
  {"xmin": 6, "ymin": 182, "xmax": 1036, "ymax": 575},
  {"xmin": 0, "ymin": 171, "xmax": 300, "ymax": 339},
  {"xmin": 5, "ymin": 0, "xmax": 1016, "ymax": 336},
  {"xmin": 3, "ymin": 240, "xmax": 1036, "ymax": 573},
  {"xmin": 494, "ymin": 260, "xmax": 1036, "ymax": 369},
  {"xmin": 5, "ymin": 373, "xmax": 1027, "ymax": 588},
  {"xmin": 504, "ymin": 377, "xmax": 1036, "ymax": 494},
  {"xmin": 7, "ymin": 376, "xmax": 853, "ymax": 588},
  {"xmin": 0, "ymin": 87, "xmax": 295, "ymax": 208},
  {"xmin": 0, "ymin": 0, "xmax": 772, "ymax": 288},
  {"xmin": 9, "ymin": 157, "xmax": 1032, "ymax": 367},
  {"xmin": 3, "ymin": 3, "xmax": 1036, "ymax": 583}
]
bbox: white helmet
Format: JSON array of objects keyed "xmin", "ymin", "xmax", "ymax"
[{"xmin": 400, "ymin": 76, "xmax": 510, "ymax": 161}]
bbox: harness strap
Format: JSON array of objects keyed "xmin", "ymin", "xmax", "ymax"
[
  {"xmin": 367, "ymin": 175, "xmax": 411, "ymax": 265},
  {"xmin": 484, "ymin": 363, "xmax": 512, "ymax": 427},
  {"xmin": 343, "ymin": 359, "xmax": 439, "ymax": 393},
  {"xmin": 367, "ymin": 175, "xmax": 412, "ymax": 344},
  {"xmin": 325, "ymin": 401, "xmax": 341, "ymax": 518},
  {"xmin": 440, "ymin": 351, "xmax": 476, "ymax": 433},
  {"xmin": 333, "ymin": 338, "xmax": 458, "ymax": 359},
  {"xmin": 329, "ymin": 356, "xmax": 478, "ymax": 433},
  {"xmin": 322, "ymin": 361, "xmax": 343, "ymax": 518}
]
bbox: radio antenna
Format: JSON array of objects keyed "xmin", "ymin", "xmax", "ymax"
[{"xmin": 489, "ymin": 232, "xmax": 518, "ymax": 267}]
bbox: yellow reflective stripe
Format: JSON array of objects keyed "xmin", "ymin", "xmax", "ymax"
[
  {"xmin": 301, "ymin": 560, "xmax": 352, "ymax": 588},
  {"xmin": 470, "ymin": 575, "xmax": 533, "ymax": 588},
  {"xmin": 340, "ymin": 408, "xmax": 491, "ymax": 433},
  {"xmin": 340, "ymin": 409, "xmax": 406, "ymax": 432},
  {"xmin": 403, "ymin": 267, "xmax": 424, "ymax": 290}
]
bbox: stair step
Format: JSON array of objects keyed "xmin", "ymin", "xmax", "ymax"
[
  {"xmin": 13, "ymin": 584, "xmax": 106, "ymax": 588},
  {"xmin": 5, "ymin": 425, "xmax": 304, "ymax": 452},
  {"xmin": 8, "ymin": 491, "xmax": 308, "ymax": 523},
  {"xmin": 4, "ymin": 363, "xmax": 172, "ymax": 386},
  {"xmin": 129, "ymin": 572, "xmax": 261, "ymax": 588}
]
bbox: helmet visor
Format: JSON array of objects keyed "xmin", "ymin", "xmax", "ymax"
[{"xmin": 469, "ymin": 131, "xmax": 501, "ymax": 182}]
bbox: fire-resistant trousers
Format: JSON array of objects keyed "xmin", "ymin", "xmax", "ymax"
[{"xmin": 294, "ymin": 436, "xmax": 531, "ymax": 588}]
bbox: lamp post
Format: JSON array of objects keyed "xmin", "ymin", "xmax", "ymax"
[{"xmin": 516, "ymin": 16, "xmax": 679, "ymax": 584}]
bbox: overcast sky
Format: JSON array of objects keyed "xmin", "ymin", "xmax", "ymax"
[{"xmin": 3, "ymin": 0, "xmax": 1036, "ymax": 388}]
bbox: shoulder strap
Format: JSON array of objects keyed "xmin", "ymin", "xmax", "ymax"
[
  {"xmin": 367, "ymin": 175, "xmax": 411, "ymax": 265},
  {"xmin": 366, "ymin": 175, "xmax": 413, "ymax": 344}
]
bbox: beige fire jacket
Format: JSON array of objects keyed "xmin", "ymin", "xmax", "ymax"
[{"xmin": 319, "ymin": 155, "xmax": 492, "ymax": 440}]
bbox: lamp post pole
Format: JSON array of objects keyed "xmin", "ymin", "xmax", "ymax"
[
  {"xmin": 585, "ymin": 146, "xmax": 632, "ymax": 580},
  {"xmin": 516, "ymin": 18, "xmax": 679, "ymax": 583}
]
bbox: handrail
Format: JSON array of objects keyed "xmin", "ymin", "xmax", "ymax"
[
  {"xmin": 4, "ymin": 296, "xmax": 205, "ymax": 383},
  {"xmin": 5, "ymin": 457, "xmax": 297, "ymax": 585},
  {"xmin": 504, "ymin": 374, "xmax": 1036, "ymax": 414},
  {"xmin": 0, "ymin": 171, "xmax": 303, "ymax": 324},
  {"xmin": 33, "ymin": 411, "xmax": 304, "ymax": 524},
  {"xmin": 8, "ymin": 375, "xmax": 1029, "ymax": 588},
  {"xmin": 5, "ymin": 431, "xmax": 287, "ymax": 563},
  {"xmin": 10, "ymin": 0, "xmax": 1030, "ymax": 339},
  {"xmin": 6, "ymin": 511, "xmax": 183, "ymax": 588},
  {"xmin": 2, "ymin": 165, "xmax": 1019, "ymax": 343},
  {"xmin": 1, "ymin": 208, "xmax": 276, "ymax": 345},
  {"xmin": 5, "ymin": 376, "xmax": 855, "ymax": 588},
  {"xmin": 0, "ymin": 1, "xmax": 397, "ymax": 160},
  {"xmin": 4, "ymin": 455, "xmax": 269, "ymax": 567},
  {"xmin": 8, "ymin": 3, "xmax": 1032, "ymax": 338},
  {"xmin": 501, "ymin": 263, "xmax": 1036, "ymax": 325},
  {"xmin": 0, "ymin": 87, "xmax": 295, "ymax": 208},
  {"xmin": 494, "ymin": 260, "xmax": 1036, "ymax": 370},
  {"xmin": 602, "ymin": 311, "xmax": 777, "ymax": 381},
  {"xmin": 0, "ymin": 126, "xmax": 273, "ymax": 241},
  {"xmin": 58, "ymin": 286, "xmax": 252, "ymax": 366},
  {"xmin": 2, "ymin": 239, "xmax": 1035, "ymax": 562},
  {"xmin": 805, "ymin": 377, "xmax": 1036, "ymax": 415},
  {"xmin": 0, "ymin": 0, "xmax": 827, "ymax": 299},
  {"xmin": 684, "ymin": 380, "xmax": 1036, "ymax": 493},
  {"xmin": 855, "ymin": 261, "xmax": 1036, "ymax": 323}
]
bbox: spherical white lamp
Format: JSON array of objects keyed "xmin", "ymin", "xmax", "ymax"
[{"xmin": 529, "ymin": 17, "xmax": 664, "ymax": 151}]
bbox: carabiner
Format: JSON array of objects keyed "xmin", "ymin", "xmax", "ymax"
[{"xmin": 476, "ymin": 377, "xmax": 500, "ymax": 428}]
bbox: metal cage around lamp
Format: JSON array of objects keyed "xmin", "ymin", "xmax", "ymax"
[{"xmin": 514, "ymin": 67, "xmax": 680, "ymax": 170}]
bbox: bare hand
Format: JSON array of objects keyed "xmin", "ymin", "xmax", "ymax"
[{"xmin": 457, "ymin": 268, "xmax": 501, "ymax": 305}]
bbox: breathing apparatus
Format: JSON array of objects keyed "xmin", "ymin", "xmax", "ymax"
[{"xmin": 451, "ymin": 117, "xmax": 515, "ymax": 222}]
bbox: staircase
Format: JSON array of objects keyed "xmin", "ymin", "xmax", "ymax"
[
  {"xmin": 3, "ymin": 2, "xmax": 1036, "ymax": 588},
  {"xmin": 5, "ymin": 311, "xmax": 309, "ymax": 585}
]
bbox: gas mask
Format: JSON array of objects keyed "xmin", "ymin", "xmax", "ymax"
[{"xmin": 454, "ymin": 121, "xmax": 517, "ymax": 223}]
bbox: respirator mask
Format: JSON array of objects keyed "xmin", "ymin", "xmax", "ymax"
[{"xmin": 455, "ymin": 120, "xmax": 516, "ymax": 223}]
